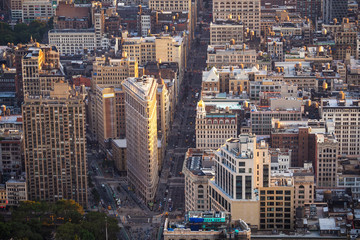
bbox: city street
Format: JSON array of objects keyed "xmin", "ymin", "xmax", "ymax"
[
  {"xmin": 86, "ymin": 16, "xmax": 209, "ymax": 240},
  {"xmin": 154, "ymin": 37, "xmax": 208, "ymax": 215}
]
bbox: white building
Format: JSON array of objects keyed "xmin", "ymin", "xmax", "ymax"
[
  {"xmin": 270, "ymin": 148, "xmax": 292, "ymax": 172},
  {"xmin": 149, "ymin": 0, "xmax": 191, "ymax": 11},
  {"xmin": 208, "ymin": 134, "xmax": 271, "ymax": 227},
  {"xmin": 267, "ymin": 40, "xmax": 284, "ymax": 62},
  {"xmin": 183, "ymin": 149, "xmax": 215, "ymax": 211},
  {"xmin": 122, "ymin": 35, "xmax": 186, "ymax": 70},
  {"xmin": 212, "ymin": 0, "xmax": 261, "ymax": 36},
  {"xmin": 316, "ymin": 133, "xmax": 339, "ymax": 188},
  {"xmin": 139, "ymin": 14, "xmax": 151, "ymax": 37},
  {"xmin": 321, "ymin": 97, "xmax": 360, "ymax": 155},
  {"xmin": 196, "ymin": 100, "xmax": 237, "ymax": 150},
  {"xmin": 48, "ymin": 29, "xmax": 97, "ymax": 55},
  {"xmin": 210, "ymin": 21, "xmax": 244, "ymax": 45},
  {"xmin": 249, "ymin": 79, "xmax": 298, "ymax": 100},
  {"xmin": 22, "ymin": 0, "xmax": 56, "ymax": 23},
  {"xmin": 6, "ymin": 178, "xmax": 27, "ymax": 206}
]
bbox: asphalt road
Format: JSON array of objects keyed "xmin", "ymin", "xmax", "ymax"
[
  {"xmin": 154, "ymin": 37, "xmax": 208, "ymax": 215},
  {"xmin": 86, "ymin": 10, "xmax": 210, "ymax": 240}
]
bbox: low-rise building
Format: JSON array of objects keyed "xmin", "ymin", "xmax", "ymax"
[
  {"xmin": 206, "ymin": 45, "xmax": 261, "ymax": 69},
  {"xmin": 210, "ymin": 21, "xmax": 244, "ymax": 46},
  {"xmin": 319, "ymin": 218, "xmax": 340, "ymax": 236},
  {"xmin": 292, "ymin": 164, "xmax": 315, "ymax": 210},
  {"xmin": 92, "ymin": 86, "xmax": 126, "ymax": 149},
  {"xmin": 271, "ymin": 164, "xmax": 315, "ymax": 214},
  {"xmin": 122, "ymin": 35, "xmax": 187, "ymax": 72},
  {"xmin": 48, "ymin": 29, "xmax": 98, "ymax": 55},
  {"xmin": 267, "ymin": 39, "xmax": 284, "ymax": 61},
  {"xmin": 110, "ymin": 139, "xmax": 127, "ymax": 174},
  {"xmin": 54, "ymin": 1, "xmax": 91, "ymax": 29},
  {"xmin": 0, "ymin": 184, "xmax": 6, "ymax": 208},
  {"xmin": 163, "ymin": 211, "xmax": 251, "ymax": 240},
  {"xmin": 347, "ymin": 58, "xmax": 360, "ymax": 87},
  {"xmin": 259, "ymin": 184, "xmax": 294, "ymax": 231},
  {"xmin": 22, "ymin": 0, "xmax": 55, "ymax": 23},
  {"xmin": 250, "ymin": 105, "xmax": 302, "ymax": 136},
  {"xmin": 270, "ymin": 148, "xmax": 292, "ymax": 172},
  {"xmin": 149, "ymin": 0, "xmax": 191, "ymax": 11},
  {"xmin": 212, "ymin": 0, "xmax": 261, "ymax": 36},
  {"xmin": 337, "ymin": 156, "xmax": 360, "ymax": 199},
  {"xmin": 249, "ymin": 79, "xmax": 298, "ymax": 100},
  {"xmin": 0, "ymin": 114, "xmax": 22, "ymax": 130},
  {"xmin": 320, "ymin": 97, "xmax": 360, "ymax": 156},
  {"xmin": 316, "ymin": 133, "xmax": 339, "ymax": 188},
  {"xmin": 6, "ymin": 178, "xmax": 27, "ymax": 206},
  {"xmin": 183, "ymin": 149, "xmax": 215, "ymax": 212},
  {"xmin": 275, "ymin": 62, "xmax": 318, "ymax": 91},
  {"xmin": 201, "ymin": 66, "xmax": 262, "ymax": 95},
  {"xmin": 270, "ymin": 120, "xmax": 331, "ymax": 167},
  {"xmin": 196, "ymin": 100, "xmax": 237, "ymax": 150},
  {"xmin": 0, "ymin": 129, "xmax": 22, "ymax": 183}
]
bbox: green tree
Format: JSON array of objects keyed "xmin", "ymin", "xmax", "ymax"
[
  {"xmin": 0, "ymin": 222, "xmax": 11, "ymax": 240},
  {"xmin": 79, "ymin": 229, "xmax": 95, "ymax": 240},
  {"xmin": 8, "ymin": 221, "xmax": 43, "ymax": 240},
  {"xmin": 56, "ymin": 222, "xmax": 79, "ymax": 240},
  {"xmin": 82, "ymin": 212, "xmax": 119, "ymax": 240},
  {"xmin": 53, "ymin": 200, "xmax": 84, "ymax": 224},
  {"xmin": 0, "ymin": 20, "xmax": 53, "ymax": 45}
]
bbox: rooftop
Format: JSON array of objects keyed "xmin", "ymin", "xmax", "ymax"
[
  {"xmin": 211, "ymin": 20, "xmax": 244, "ymax": 26},
  {"xmin": 164, "ymin": 211, "xmax": 250, "ymax": 236},
  {"xmin": 0, "ymin": 115, "xmax": 22, "ymax": 124},
  {"xmin": 122, "ymin": 76, "xmax": 157, "ymax": 101},
  {"xmin": 184, "ymin": 149, "xmax": 215, "ymax": 176},
  {"xmin": 319, "ymin": 218, "xmax": 339, "ymax": 231},
  {"xmin": 202, "ymin": 67, "xmax": 219, "ymax": 82},
  {"xmin": 49, "ymin": 28, "xmax": 95, "ymax": 33},
  {"xmin": 322, "ymin": 98, "xmax": 360, "ymax": 108},
  {"xmin": 112, "ymin": 138, "xmax": 126, "ymax": 148}
]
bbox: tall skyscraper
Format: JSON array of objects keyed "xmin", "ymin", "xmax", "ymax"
[
  {"xmin": 22, "ymin": 45, "xmax": 63, "ymax": 97},
  {"xmin": 122, "ymin": 76, "xmax": 159, "ymax": 203},
  {"xmin": 88, "ymin": 55, "xmax": 138, "ymax": 146},
  {"xmin": 316, "ymin": 134, "xmax": 339, "ymax": 188},
  {"xmin": 212, "ymin": 0, "xmax": 261, "ymax": 36},
  {"xmin": 208, "ymin": 134, "xmax": 270, "ymax": 227},
  {"xmin": 321, "ymin": 97, "xmax": 360, "ymax": 155},
  {"xmin": 92, "ymin": 2, "xmax": 105, "ymax": 50},
  {"xmin": 296, "ymin": 0, "xmax": 322, "ymax": 23},
  {"xmin": 23, "ymin": 82, "xmax": 88, "ymax": 206},
  {"xmin": 14, "ymin": 42, "xmax": 61, "ymax": 103},
  {"xmin": 322, "ymin": 0, "xmax": 348, "ymax": 24}
]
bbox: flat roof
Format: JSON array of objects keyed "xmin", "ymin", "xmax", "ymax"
[
  {"xmin": 112, "ymin": 139, "xmax": 126, "ymax": 148},
  {"xmin": 319, "ymin": 218, "xmax": 339, "ymax": 231},
  {"xmin": 0, "ymin": 115, "xmax": 22, "ymax": 124}
]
